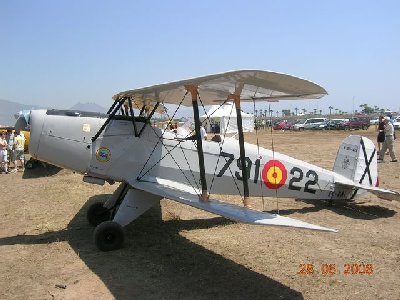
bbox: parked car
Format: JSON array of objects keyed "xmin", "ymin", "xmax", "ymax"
[
  {"xmin": 393, "ymin": 116, "xmax": 400, "ymax": 130},
  {"xmin": 293, "ymin": 118, "xmax": 327, "ymax": 131},
  {"xmin": 343, "ymin": 117, "xmax": 370, "ymax": 130},
  {"xmin": 272, "ymin": 120, "xmax": 296, "ymax": 130},
  {"xmin": 304, "ymin": 118, "xmax": 328, "ymax": 130},
  {"xmin": 273, "ymin": 121, "xmax": 286, "ymax": 130},
  {"xmin": 370, "ymin": 118, "xmax": 379, "ymax": 125},
  {"xmin": 321, "ymin": 119, "xmax": 347, "ymax": 130}
]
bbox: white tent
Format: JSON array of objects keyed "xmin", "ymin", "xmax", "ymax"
[{"xmin": 200, "ymin": 103, "xmax": 254, "ymax": 134}]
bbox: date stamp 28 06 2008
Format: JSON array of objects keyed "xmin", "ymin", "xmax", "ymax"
[{"xmin": 298, "ymin": 263, "xmax": 374, "ymax": 276}]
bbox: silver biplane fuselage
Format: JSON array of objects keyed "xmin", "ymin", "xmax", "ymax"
[{"xmin": 30, "ymin": 109, "xmax": 356, "ymax": 201}]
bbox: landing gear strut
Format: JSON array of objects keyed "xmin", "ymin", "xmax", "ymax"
[
  {"xmin": 86, "ymin": 182, "xmax": 162, "ymax": 251},
  {"xmin": 87, "ymin": 202, "xmax": 112, "ymax": 226}
]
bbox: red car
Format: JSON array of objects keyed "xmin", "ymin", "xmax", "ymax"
[{"xmin": 273, "ymin": 121, "xmax": 290, "ymax": 130}]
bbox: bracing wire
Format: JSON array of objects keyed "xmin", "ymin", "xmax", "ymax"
[{"xmin": 198, "ymin": 97, "xmax": 242, "ymax": 197}]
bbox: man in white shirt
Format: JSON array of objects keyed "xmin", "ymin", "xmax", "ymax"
[{"xmin": 378, "ymin": 117, "xmax": 397, "ymax": 162}]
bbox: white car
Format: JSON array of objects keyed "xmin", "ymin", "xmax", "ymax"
[
  {"xmin": 370, "ymin": 118, "xmax": 379, "ymax": 125},
  {"xmin": 293, "ymin": 118, "xmax": 328, "ymax": 130},
  {"xmin": 393, "ymin": 116, "xmax": 400, "ymax": 130}
]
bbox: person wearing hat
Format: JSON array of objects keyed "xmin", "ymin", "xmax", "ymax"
[{"xmin": 378, "ymin": 117, "xmax": 397, "ymax": 162}]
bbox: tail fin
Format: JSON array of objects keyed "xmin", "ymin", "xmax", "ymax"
[{"xmin": 333, "ymin": 135, "xmax": 378, "ymax": 187}]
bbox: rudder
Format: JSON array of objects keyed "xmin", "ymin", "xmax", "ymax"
[{"xmin": 333, "ymin": 135, "xmax": 378, "ymax": 187}]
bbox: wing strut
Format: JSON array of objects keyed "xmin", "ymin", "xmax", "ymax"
[
  {"xmin": 92, "ymin": 99, "xmax": 124, "ymax": 142},
  {"xmin": 229, "ymin": 90, "xmax": 250, "ymax": 207},
  {"xmin": 186, "ymin": 85, "xmax": 208, "ymax": 201}
]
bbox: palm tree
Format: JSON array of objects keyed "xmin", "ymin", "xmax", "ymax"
[
  {"xmin": 302, "ymin": 108, "xmax": 307, "ymax": 115},
  {"xmin": 295, "ymin": 107, "xmax": 299, "ymax": 116},
  {"xmin": 328, "ymin": 106, "xmax": 333, "ymax": 119},
  {"xmin": 319, "ymin": 109, "xmax": 322, "ymax": 115}
]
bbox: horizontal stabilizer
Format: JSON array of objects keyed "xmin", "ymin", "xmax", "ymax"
[
  {"xmin": 129, "ymin": 177, "xmax": 337, "ymax": 232},
  {"xmin": 335, "ymin": 178, "xmax": 400, "ymax": 201}
]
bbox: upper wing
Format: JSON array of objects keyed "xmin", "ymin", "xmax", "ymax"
[
  {"xmin": 128, "ymin": 176, "xmax": 337, "ymax": 232},
  {"xmin": 113, "ymin": 70, "xmax": 327, "ymax": 106}
]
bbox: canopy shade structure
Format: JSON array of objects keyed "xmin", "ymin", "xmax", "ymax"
[
  {"xmin": 200, "ymin": 103, "xmax": 254, "ymax": 134},
  {"xmin": 112, "ymin": 70, "xmax": 327, "ymax": 107}
]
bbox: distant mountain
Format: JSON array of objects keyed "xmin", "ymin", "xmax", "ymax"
[
  {"xmin": 69, "ymin": 102, "xmax": 107, "ymax": 113},
  {"xmin": 0, "ymin": 99, "xmax": 42, "ymax": 126}
]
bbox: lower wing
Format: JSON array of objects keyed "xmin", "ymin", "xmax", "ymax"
[{"xmin": 128, "ymin": 176, "xmax": 337, "ymax": 232}]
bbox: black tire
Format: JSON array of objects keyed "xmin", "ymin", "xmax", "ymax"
[
  {"xmin": 87, "ymin": 202, "xmax": 111, "ymax": 226},
  {"xmin": 94, "ymin": 221, "xmax": 124, "ymax": 251},
  {"xmin": 25, "ymin": 160, "xmax": 34, "ymax": 169}
]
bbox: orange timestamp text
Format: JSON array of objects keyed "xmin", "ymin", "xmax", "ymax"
[{"xmin": 298, "ymin": 263, "xmax": 374, "ymax": 276}]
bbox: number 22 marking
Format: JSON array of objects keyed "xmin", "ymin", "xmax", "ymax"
[{"xmin": 288, "ymin": 167, "xmax": 318, "ymax": 194}]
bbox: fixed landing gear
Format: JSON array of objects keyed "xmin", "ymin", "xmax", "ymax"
[
  {"xmin": 94, "ymin": 221, "xmax": 125, "ymax": 252},
  {"xmin": 86, "ymin": 183, "xmax": 162, "ymax": 251}
]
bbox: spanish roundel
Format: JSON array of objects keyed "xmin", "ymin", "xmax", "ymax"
[{"xmin": 262, "ymin": 160, "xmax": 288, "ymax": 189}]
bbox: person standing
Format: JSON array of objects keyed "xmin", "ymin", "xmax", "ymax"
[
  {"xmin": 0, "ymin": 132, "xmax": 9, "ymax": 174},
  {"xmin": 378, "ymin": 117, "xmax": 397, "ymax": 162},
  {"xmin": 376, "ymin": 116, "xmax": 385, "ymax": 152},
  {"xmin": 13, "ymin": 131, "xmax": 26, "ymax": 172},
  {"xmin": 5, "ymin": 129, "xmax": 14, "ymax": 169}
]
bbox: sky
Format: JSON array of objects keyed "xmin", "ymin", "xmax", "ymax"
[{"xmin": 1, "ymin": 0, "xmax": 400, "ymax": 116}]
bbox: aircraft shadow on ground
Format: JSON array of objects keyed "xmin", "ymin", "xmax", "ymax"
[
  {"xmin": 268, "ymin": 198, "xmax": 396, "ymax": 220},
  {"xmin": 0, "ymin": 194, "xmax": 303, "ymax": 300},
  {"xmin": 22, "ymin": 163, "xmax": 62, "ymax": 179}
]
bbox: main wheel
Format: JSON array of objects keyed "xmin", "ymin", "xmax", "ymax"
[
  {"xmin": 25, "ymin": 159, "xmax": 35, "ymax": 169},
  {"xmin": 87, "ymin": 202, "xmax": 111, "ymax": 226},
  {"xmin": 94, "ymin": 221, "xmax": 124, "ymax": 251}
]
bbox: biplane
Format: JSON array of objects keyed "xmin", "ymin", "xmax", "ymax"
[{"xmin": 28, "ymin": 70, "xmax": 400, "ymax": 251}]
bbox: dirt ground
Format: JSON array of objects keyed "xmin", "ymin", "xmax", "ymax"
[{"xmin": 0, "ymin": 128, "xmax": 399, "ymax": 300}]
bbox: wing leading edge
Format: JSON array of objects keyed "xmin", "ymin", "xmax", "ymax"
[
  {"xmin": 128, "ymin": 177, "xmax": 337, "ymax": 232},
  {"xmin": 113, "ymin": 70, "xmax": 327, "ymax": 106}
]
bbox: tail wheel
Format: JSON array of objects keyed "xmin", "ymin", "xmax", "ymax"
[
  {"xmin": 87, "ymin": 202, "xmax": 111, "ymax": 226},
  {"xmin": 94, "ymin": 221, "xmax": 124, "ymax": 251}
]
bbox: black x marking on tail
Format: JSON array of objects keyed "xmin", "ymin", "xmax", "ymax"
[{"xmin": 359, "ymin": 137, "xmax": 376, "ymax": 185}]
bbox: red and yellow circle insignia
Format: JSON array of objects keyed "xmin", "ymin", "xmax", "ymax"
[{"xmin": 262, "ymin": 160, "xmax": 287, "ymax": 189}]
